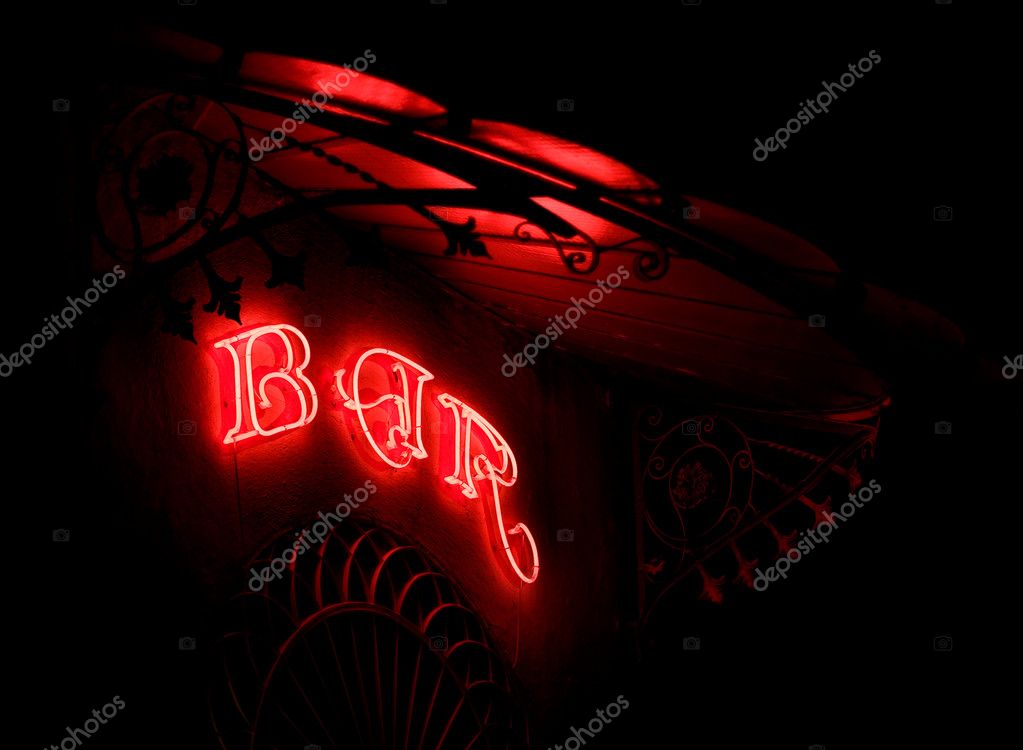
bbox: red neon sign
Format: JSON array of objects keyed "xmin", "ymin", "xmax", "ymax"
[
  {"xmin": 334, "ymin": 349, "xmax": 434, "ymax": 469},
  {"xmin": 437, "ymin": 392, "xmax": 539, "ymax": 584},
  {"xmin": 213, "ymin": 324, "xmax": 318, "ymax": 445},
  {"xmin": 211, "ymin": 329, "xmax": 540, "ymax": 584}
]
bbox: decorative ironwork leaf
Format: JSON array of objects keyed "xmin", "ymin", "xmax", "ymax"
[
  {"xmin": 160, "ymin": 296, "xmax": 197, "ymax": 344},
  {"xmin": 200, "ymin": 258, "xmax": 243, "ymax": 324},
  {"xmin": 438, "ymin": 216, "xmax": 491, "ymax": 259}
]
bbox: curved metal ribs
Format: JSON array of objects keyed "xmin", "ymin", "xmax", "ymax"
[{"xmin": 208, "ymin": 518, "xmax": 529, "ymax": 750}]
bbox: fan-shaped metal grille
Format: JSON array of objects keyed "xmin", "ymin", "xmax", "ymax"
[{"xmin": 209, "ymin": 518, "xmax": 528, "ymax": 749}]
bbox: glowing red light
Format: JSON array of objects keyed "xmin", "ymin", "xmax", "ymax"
[
  {"xmin": 415, "ymin": 131, "xmax": 577, "ymax": 191},
  {"xmin": 437, "ymin": 392, "xmax": 539, "ymax": 584},
  {"xmin": 334, "ymin": 349, "xmax": 434, "ymax": 469},
  {"xmin": 211, "ymin": 330, "xmax": 541, "ymax": 584},
  {"xmin": 213, "ymin": 324, "xmax": 319, "ymax": 445}
]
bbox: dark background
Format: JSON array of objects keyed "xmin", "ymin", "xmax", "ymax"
[{"xmin": 15, "ymin": 2, "xmax": 1005, "ymax": 748}]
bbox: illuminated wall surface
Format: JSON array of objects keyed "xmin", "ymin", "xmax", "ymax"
[
  {"xmin": 25, "ymin": 12, "xmax": 994, "ymax": 750},
  {"xmin": 94, "ymin": 232, "xmax": 625, "ymax": 716}
]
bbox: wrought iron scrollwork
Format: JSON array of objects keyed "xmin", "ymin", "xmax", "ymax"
[
  {"xmin": 643, "ymin": 414, "xmax": 754, "ymax": 550},
  {"xmin": 94, "ymin": 93, "xmax": 248, "ymax": 264},
  {"xmin": 637, "ymin": 406, "xmax": 878, "ymax": 616},
  {"xmin": 513, "ymin": 220, "xmax": 601, "ymax": 275},
  {"xmin": 92, "ymin": 84, "xmax": 689, "ymax": 345},
  {"xmin": 616, "ymin": 238, "xmax": 671, "ymax": 281}
]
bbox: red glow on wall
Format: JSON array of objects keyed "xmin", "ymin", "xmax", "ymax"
[
  {"xmin": 415, "ymin": 131, "xmax": 577, "ymax": 190},
  {"xmin": 239, "ymin": 53, "xmax": 447, "ymax": 120},
  {"xmin": 470, "ymin": 120, "xmax": 660, "ymax": 196}
]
